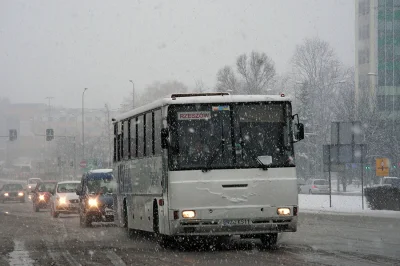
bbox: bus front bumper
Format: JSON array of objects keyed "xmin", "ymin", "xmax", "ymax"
[{"xmin": 171, "ymin": 216, "xmax": 297, "ymax": 236}]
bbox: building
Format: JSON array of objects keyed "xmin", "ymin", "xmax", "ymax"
[{"xmin": 356, "ymin": 0, "xmax": 400, "ymax": 115}]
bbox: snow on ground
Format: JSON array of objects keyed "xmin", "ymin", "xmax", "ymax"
[{"xmin": 299, "ymin": 194, "xmax": 400, "ymax": 219}]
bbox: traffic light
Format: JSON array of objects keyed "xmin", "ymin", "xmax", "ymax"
[
  {"xmin": 9, "ymin": 129, "xmax": 17, "ymax": 141},
  {"xmin": 365, "ymin": 165, "xmax": 371, "ymax": 170},
  {"xmin": 46, "ymin": 128, "xmax": 54, "ymax": 141}
]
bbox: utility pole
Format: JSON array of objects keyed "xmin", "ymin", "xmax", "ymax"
[
  {"xmin": 44, "ymin": 97, "xmax": 54, "ymax": 174},
  {"xmin": 104, "ymin": 104, "xmax": 112, "ymax": 168},
  {"xmin": 82, "ymin": 88, "xmax": 88, "ymax": 160},
  {"xmin": 129, "ymin": 80, "xmax": 134, "ymax": 109}
]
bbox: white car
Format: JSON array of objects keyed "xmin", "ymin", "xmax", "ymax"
[
  {"xmin": 379, "ymin": 177, "xmax": 400, "ymax": 187},
  {"xmin": 26, "ymin": 178, "xmax": 42, "ymax": 193},
  {"xmin": 50, "ymin": 181, "xmax": 80, "ymax": 218},
  {"xmin": 300, "ymin": 179, "xmax": 330, "ymax": 194}
]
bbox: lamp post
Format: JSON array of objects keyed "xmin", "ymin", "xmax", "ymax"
[
  {"xmin": 129, "ymin": 80, "xmax": 134, "ymax": 109},
  {"xmin": 82, "ymin": 88, "xmax": 88, "ymax": 160}
]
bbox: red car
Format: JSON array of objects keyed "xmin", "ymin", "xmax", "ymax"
[{"xmin": 32, "ymin": 181, "xmax": 57, "ymax": 212}]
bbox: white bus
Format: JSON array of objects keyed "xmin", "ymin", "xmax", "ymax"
[{"xmin": 113, "ymin": 92, "xmax": 304, "ymax": 247}]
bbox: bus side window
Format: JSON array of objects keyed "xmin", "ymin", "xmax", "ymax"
[
  {"xmin": 146, "ymin": 112, "xmax": 153, "ymax": 156},
  {"xmin": 137, "ymin": 115, "xmax": 144, "ymax": 157},
  {"xmin": 130, "ymin": 117, "xmax": 137, "ymax": 158},
  {"xmin": 113, "ymin": 123, "xmax": 118, "ymax": 162},
  {"xmin": 123, "ymin": 120, "xmax": 129, "ymax": 159},
  {"xmin": 154, "ymin": 109, "xmax": 162, "ymax": 156}
]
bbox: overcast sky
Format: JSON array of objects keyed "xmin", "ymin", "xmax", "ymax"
[{"xmin": 0, "ymin": 0, "xmax": 355, "ymax": 109}]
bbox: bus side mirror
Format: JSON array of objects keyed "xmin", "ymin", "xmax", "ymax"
[
  {"xmin": 297, "ymin": 123, "xmax": 305, "ymax": 141},
  {"xmin": 161, "ymin": 128, "xmax": 169, "ymax": 149},
  {"xmin": 76, "ymin": 184, "xmax": 82, "ymax": 196}
]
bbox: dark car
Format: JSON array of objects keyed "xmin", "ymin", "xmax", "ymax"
[
  {"xmin": 0, "ymin": 183, "xmax": 25, "ymax": 203},
  {"xmin": 32, "ymin": 181, "xmax": 57, "ymax": 212},
  {"xmin": 76, "ymin": 169, "xmax": 115, "ymax": 227}
]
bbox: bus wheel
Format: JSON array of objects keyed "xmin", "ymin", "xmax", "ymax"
[
  {"xmin": 260, "ymin": 233, "xmax": 278, "ymax": 249},
  {"xmin": 123, "ymin": 199, "xmax": 128, "ymax": 228},
  {"xmin": 153, "ymin": 200, "xmax": 159, "ymax": 234}
]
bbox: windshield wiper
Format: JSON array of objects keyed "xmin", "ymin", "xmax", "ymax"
[
  {"xmin": 202, "ymin": 138, "xmax": 225, "ymax": 173},
  {"xmin": 238, "ymin": 124, "xmax": 268, "ymax": 170}
]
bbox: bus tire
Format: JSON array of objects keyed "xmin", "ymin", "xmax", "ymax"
[
  {"xmin": 153, "ymin": 200, "xmax": 159, "ymax": 235},
  {"xmin": 123, "ymin": 198, "xmax": 128, "ymax": 228},
  {"xmin": 260, "ymin": 233, "xmax": 278, "ymax": 249}
]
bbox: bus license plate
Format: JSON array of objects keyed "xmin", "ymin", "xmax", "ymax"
[{"xmin": 223, "ymin": 219, "xmax": 249, "ymax": 226}]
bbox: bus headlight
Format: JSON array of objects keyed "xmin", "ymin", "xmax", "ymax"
[
  {"xmin": 18, "ymin": 192, "xmax": 24, "ymax": 197},
  {"xmin": 39, "ymin": 195, "xmax": 45, "ymax": 201},
  {"xmin": 88, "ymin": 198, "xmax": 98, "ymax": 207},
  {"xmin": 182, "ymin": 210, "xmax": 196, "ymax": 218},
  {"xmin": 277, "ymin": 208, "xmax": 291, "ymax": 216},
  {"xmin": 4, "ymin": 193, "xmax": 9, "ymax": 197}
]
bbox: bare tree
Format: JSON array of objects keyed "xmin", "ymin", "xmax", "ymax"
[
  {"xmin": 291, "ymin": 37, "xmax": 347, "ymax": 180},
  {"xmin": 215, "ymin": 66, "xmax": 239, "ymax": 93},
  {"xmin": 120, "ymin": 80, "xmax": 188, "ymax": 112},
  {"xmin": 194, "ymin": 79, "xmax": 207, "ymax": 93},
  {"xmin": 236, "ymin": 51, "xmax": 276, "ymax": 94}
]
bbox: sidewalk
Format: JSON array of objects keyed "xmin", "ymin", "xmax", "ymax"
[{"xmin": 299, "ymin": 194, "xmax": 400, "ymax": 219}]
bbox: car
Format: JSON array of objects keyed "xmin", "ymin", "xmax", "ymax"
[
  {"xmin": 76, "ymin": 169, "xmax": 116, "ymax": 227},
  {"xmin": 50, "ymin": 181, "xmax": 80, "ymax": 218},
  {"xmin": 32, "ymin": 181, "xmax": 57, "ymax": 212},
  {"xmin": 297, "ymin": 178, "xmax": 306, "ymax": 193},
  {"xmin": 0, "ymin": 183, "xmax": 25, "ymax": 203},
  {"xmin": 26, "ymin": 178, "xmax": 42, "ymax": 193},
  {"xmin": 379, "ymin": 177, "xmax": 400, "ymax": 187},
  {"xmin": 300, "ymin": 179, "xmax": 330, "ymax": 194}
]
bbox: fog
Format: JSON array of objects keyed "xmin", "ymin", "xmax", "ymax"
[{"xmin": 0, "ymin": 0, "xmax": 354, "ymax": 109}]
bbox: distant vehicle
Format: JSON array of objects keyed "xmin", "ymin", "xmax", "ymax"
[
  {"xmin": 32, "ymin": 181, "xmax": 57, "ymax": 212},
  {"xmin": 26, "ymin": 178, "xmax": 42, "ymax": 193},
  {"xmin": 76, "ymin": 169, "xmax": 116, "ymax": 227},
  {"xmin": 50, "ymin": 181, "xmax": 80, "ymax": 218},
  {"xmin": 379, "ymin": 177, "xmax": 400, "ymax": 187},
  {"xmin": 0, "ymin": 183, "xmax": 25, "ymax": 203},
  {"xmin": 300, "ymin": 179, "xmax": 329, "ymax": 194},
  {"xmin": 297, "ymin": 178, "xmax": 306, "ymax": 193},
  {"xmin": 113, "ymin": 93, "xmax": 305, "ymax": 248}
]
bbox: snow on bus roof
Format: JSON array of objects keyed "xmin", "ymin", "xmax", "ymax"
[
  {"xmin": 89, "ymin": 169, "xmax": 113, "ymax": 173},
  {"xmin": 115, "ymin": 94, "xmax": 292, "ymax": 122}
]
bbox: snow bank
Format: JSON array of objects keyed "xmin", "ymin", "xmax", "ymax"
[{"xmin": 299, "ymin": 194, "xmax": 400, "ymax": 219}]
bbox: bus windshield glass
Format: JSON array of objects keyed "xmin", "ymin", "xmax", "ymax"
[{"xmin": 168, "ymin": 102, "xmax": 294, "ymax": 171}]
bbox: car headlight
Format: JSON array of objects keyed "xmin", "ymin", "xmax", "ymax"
[
  {"xmin": 182, "ymin": 210, "xmax": 196, "ymax": 218},
  {"xmin": 28, "ymin": 185, "xmax": 31, "ymax": 189},
  {"xmin": 39, "ymin": 195, "xmax": 45, "ymax": 201},
  {"xmin": 88, "ymin": 198, "xmax": 98, "ymax": 207},
  {"xmin": 58, "ymin": 197, "xmax": 67, "ymax": 205},
  {"xmin": 18, "ymin": 192, "xmax": 24, "ymax": 196},
  {"xmin": 277, "ymin": 207, "xmax": 291, "ymax": 216},
  {"xmin": 4, "ymin": 193, "xmax": 9, "ymax": 197}
]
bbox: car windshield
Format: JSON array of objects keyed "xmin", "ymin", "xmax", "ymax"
[
  {"xmin": 168, "ymin": 102, "xmax": 294, "ymax": 170},
  {"xmin": 28, "ymin": 179, "xmax": 41, "ymax": 184},
  {"xmin": 314, "ymin": 180, "xmax": 329, "ymax": 185},
  {"xmin": 3, "ymin": 184, "xmax": 23, "ymax": 191},
  {"xmin": 87, "ymin": 179, "xmax": 116, "ymax": 194},
  {"xmin": 37, "ymin": 183, "xmax": 56, "ymax": 193},
  {"xmin": 383, "ymin": 178, "xmax": 399, "ymax": 185},
  {"xmin": 57, "ymin": 183, "xmax": 79, "ymax": 193}
]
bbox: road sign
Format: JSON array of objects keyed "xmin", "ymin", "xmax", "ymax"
[
  {"xmin": 80, "ymin": 160, "xmax": 87, "ymax": 168},
  {"xmin": 376, "ymin": 158, "xmax": 389, "ymax": 176},
  {"xmin": 46, "ymin": 128, "xmax": 54, "ymax": 141}
]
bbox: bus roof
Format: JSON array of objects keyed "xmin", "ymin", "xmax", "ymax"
[{"xmin": 115, "ymin": 94, "xmax": 291, "ymax": 122}]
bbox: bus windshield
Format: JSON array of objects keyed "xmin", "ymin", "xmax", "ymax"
[{"xmin": 168, "ymin": 102, "xmax": 294, "ymax": 171}]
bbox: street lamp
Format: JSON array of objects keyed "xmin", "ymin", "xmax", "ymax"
[
  {"xmin": 82, "ymin": 88, "xmax": 88, "ymax": 160},
  {"xmin": 129, "ymin": 80, "xmax": 134, "ymax": 109}
]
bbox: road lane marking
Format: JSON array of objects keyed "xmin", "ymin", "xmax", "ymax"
[
  {"xmin": 8, "ymin": 239, "xmax": 34, "ymax": 266},
  {"xmin": 106, "ymin": 250, "xmax": 127, "ymax": 266},
  {"xmin": 63, "ymin": 251, "xmax": 82, "ymax": 266}
]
